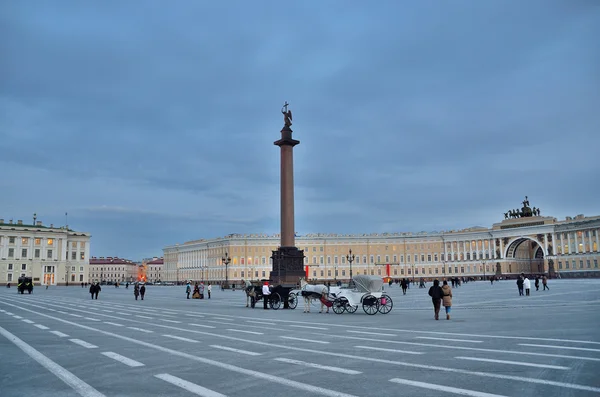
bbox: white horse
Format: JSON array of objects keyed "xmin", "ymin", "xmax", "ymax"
[
  {"xmin": 242, "ymin": 279, "xmax": 259, "ymax": 308},
  {"xmin": 300, "ymin": 278, "xmax": 341, "ymax": 313}
]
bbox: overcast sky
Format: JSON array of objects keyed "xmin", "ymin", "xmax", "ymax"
[{"xmin": 1, "ymin": 1, "xmax": 599, "ymax": 260}]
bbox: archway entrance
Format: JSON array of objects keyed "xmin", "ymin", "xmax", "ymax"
[{"xmin": 505, "ymin": 237, "xmax": 545, "ymax": 275}]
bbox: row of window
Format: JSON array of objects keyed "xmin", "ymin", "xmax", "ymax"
[
  {"xmin": 3, "ymin": 248, "xmax": 54, "ymax": 259},
  {"xmin": 1, "ymin": 248, "xmax": 87, "ymax": 260},
  {"xmin": 182, "ymin": 264, "xmax": 495, "ymax": 280},
  {"xmin": 5, "ymin": 264, "xmax": 85, "ymax": 272},
  {"xmin": 557, "ymin": 259, "xmax": 599, "ymax": 270},
  {"xmin": 2, "ymin": 237, "xmax": 55, "ymax": 245}
]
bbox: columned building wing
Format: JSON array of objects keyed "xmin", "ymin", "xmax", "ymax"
[
  {"xmin": 0, "ymin": 218, "xmax": 91, "ymax": 286},
  {"xmin": 162, "ymin": 213, "xmax": 599, "ymax": 283}
]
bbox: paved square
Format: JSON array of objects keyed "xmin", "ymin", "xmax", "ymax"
[{"xmin": 1, "ymin": 279, "xmax": 599, "ymax": 397}]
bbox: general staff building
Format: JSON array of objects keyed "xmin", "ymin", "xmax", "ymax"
[{"xmin": 163, "ymin": 212, "xmax": 600, "ymax": 284}]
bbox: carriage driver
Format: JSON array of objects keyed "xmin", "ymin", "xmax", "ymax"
[{"xmin": 262, "ymin": 280, "xmax": 271, "ymax": 310}]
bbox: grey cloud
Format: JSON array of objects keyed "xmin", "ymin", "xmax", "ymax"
[{"xmin": 1, "ymin": 1, "xmax": 598, "ymax": 259}]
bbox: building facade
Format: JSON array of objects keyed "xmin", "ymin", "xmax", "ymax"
[
  {"xmin": 1, "ymin": 218, "xmax": 91, "ymax": 286},
  {"xmin": 88, "ymin": 257, "xmax": 138, "ymax": 284},
  {"xmin": 142, "ymin": 257, "xmax": 163, "ymax": 283},
  {"xmin": 163, "ymin": 211, "xmax": 600, "ymax": 284}
]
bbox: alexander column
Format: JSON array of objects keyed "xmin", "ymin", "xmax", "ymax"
[{"xmin": 271, "ymin": 102, "xmax": 305, "ymax": 287}]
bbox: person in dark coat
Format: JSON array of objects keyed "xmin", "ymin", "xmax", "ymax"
[
  {"xmin": 140, "ymin": 284, "xmax": 146, "ymax": 300},
  {"xmin": 134, "ymin": 283, "xmax": 140, "ymax": 300},
  {"xmin": 428, "ymin": 279, "xmax": 443, "ymax": 320},
  {"xmin": 89, "ymin": 282, "xmax": 100, "ymax": 299},
  {"xmin": 516, "ymin": 274, "xmax": 524, "ymax": 296},
  {"xmin": 534, "ymin": 276, "xmax": 540, "ymax": 291}
]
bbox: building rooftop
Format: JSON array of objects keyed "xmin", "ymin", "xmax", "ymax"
[{"xmin": 89, "ymin": 257, "xmax": 136, "ymax": 265}]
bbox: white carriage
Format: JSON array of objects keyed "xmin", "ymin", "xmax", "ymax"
[{"xmin": 331, "ymin": 275, "xmax": 393, "ymax": 315}]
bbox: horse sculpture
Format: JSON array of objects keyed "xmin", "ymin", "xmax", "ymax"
[{"xmin": 299, "ymin": 278, "xmax": 342, "ymax": 313}]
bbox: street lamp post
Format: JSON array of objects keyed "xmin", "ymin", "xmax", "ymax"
[
  {"xmin": 482, "ymin": 260, "xmax": 486, "ymax": 281},
  {"xmin": 222, "ymin": 252, "xmax": 231, "ymax": 289},
  {"xmin": 346, "ymin": 249, "xmax": 355, "ymax": 287}
]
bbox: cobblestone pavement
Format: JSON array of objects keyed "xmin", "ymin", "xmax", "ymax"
[{"xmin": 1, "ymin": 279, "xmax": 599, "ymax": 397}]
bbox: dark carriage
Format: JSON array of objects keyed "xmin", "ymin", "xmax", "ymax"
[{"xmin": 17, "ymin": 277, "xmax": 33, "ymax": 294}]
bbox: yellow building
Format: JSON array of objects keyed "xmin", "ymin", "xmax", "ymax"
[
  {"xmin": 1, "ymin": 218, "xmax": 91, "ymax": 286},
  {"xmin": 163, "ymin": 212, "xmax": 600, "ymax": 284}
]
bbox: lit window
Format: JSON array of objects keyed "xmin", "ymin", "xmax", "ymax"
[
  {"xmin": 47, "ymin": 239, "xmax": 54, "ymax": 246},
  {"xmin": 22, "ymin": 237, "xmax": 29, "ymax": 245}
]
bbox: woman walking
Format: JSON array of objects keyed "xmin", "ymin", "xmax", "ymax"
[
  {"xmin": 441, "ymin": 280, "xmax": 453, "ymax": 320},
  {"xmin": 428, "ymin": 279, "xmax": 444, "ymax": 320},
  {"xmin": 134, "ymin": 283, "xmax": 140, "ymax": 300}
]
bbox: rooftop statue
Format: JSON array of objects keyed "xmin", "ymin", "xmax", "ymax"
[{"xmin": 281, "ymin": 101, "xmax": 292, "ymax": 128}]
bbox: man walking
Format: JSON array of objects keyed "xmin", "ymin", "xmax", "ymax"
[
  {"xmin": 428, "ymin": 279, "xmax": 444, "ymax": 320},
  {"xmin": 542, "ymin": 275, "xmax": 549, "ymax": 290},
  {"xmin": 516, "ymin": 274, "xmax": 524, "ymax": 296},
  {"xmin": 140, "ymin": 284, "xmax": 146, "ymax": 300}
]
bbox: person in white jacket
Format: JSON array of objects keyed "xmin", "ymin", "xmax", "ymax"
[
  {"xmin": 262, "ymin": 281, "xmax": 271, "ymax": 310},
  {"xmin": 523, "ymin": 277, "xmax": 531, "ymax": 296}
]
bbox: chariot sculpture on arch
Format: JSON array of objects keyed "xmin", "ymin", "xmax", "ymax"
[{"xmin": 282, "ymin": 101, "xmax": 293, "ymax": 128}]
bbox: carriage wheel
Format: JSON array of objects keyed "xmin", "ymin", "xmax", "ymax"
[
  {"xmin": 288, "ymin": 293, "xmax": 298, "ymax": 309},
  {"xmin": 362, "ymin": 294, "xmax": 380, "ymax": 315},
  {"xmin": 378, "ymin": 294, "xmax": 393, "ymax": 314},
  {"xmin": 332, "ymin": 298, "xmax": 347, "ymax": 314},
  {"xmin": 270, "ymin": 292, "xmax": 282, "ymax": 310},
  {"xmin": 346, "ymin": 304, "xmax": 358, "ymax": 313}
]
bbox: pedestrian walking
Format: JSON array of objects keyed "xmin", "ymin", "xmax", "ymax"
[
  {"xmin": 428, "ymin": 279, "xmax": 444, "ymax": 320},
  {"xmin": 401, "ymin": 278, "xmax": 408, "ymax": 295},
  {"xmin": 516, "ymin": 275, "xmax": 524, "ymax": 296},
  {"xmin": 199, "ymin": 282, "xmax": 205, "ymax": 299},
  {"xmin": 523, "ymin": 276, "xmax": 531, "ymax": 296},
  {"xmin": 140, "ymin": 284, "xmax": 146, "ymax": 300},
  {"xmin": 134, "ymin": 283, "xmax": 140, "ymax": 300},
  {"xmin": 534, "ymin": 276, "xmax": 540, "ymax": 291},
  {"xmin": 441, "ymin": 280, "xmax": 453, "ymax": 320},
  {"xmin": 207, "ymin": 283, "xmax": 212, "ymax": 299},
  {"xmin": 186, "ymin": 282, "xmax": 191, "ymax": 299},
  {"xmin": 89, "ymin": 282, "xmax": 101, "ymax": 300},
  {"xmin": 542, "ymin": 275, "xmax": 549, "ymax": 290}
]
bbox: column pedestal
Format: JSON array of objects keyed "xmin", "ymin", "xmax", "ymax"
[{"xmin": 270, "ymin": 246, "xmax": 305, "ymax": 287}]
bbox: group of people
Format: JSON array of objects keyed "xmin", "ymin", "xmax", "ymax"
[
  {"xmin": 186, "ymin": 281, "xmax": 212, "ymax": 299},
  {"xmin": 516, "ymin": 274, "xmax": 549, "ymax": 296},
  {"xmin": 133, "ymin": 283, "xmax": 146, "ymax": 300},
  {"xmin": 88, "ymin": 281, "xmax": 147, "ymax": 300},
  {"xmin": 428, "ymin": 280, "xmax": 453, "ymax": 320}
]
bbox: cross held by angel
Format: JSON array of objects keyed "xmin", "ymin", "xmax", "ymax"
[{"xmin": 282, "ymin": 101, "xmax": 292, "ymax": 127}]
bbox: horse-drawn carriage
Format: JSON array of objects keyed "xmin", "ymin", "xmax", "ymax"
[
  {"xmin": 243, "ymin": 280, "xmax": 298, "ymax": 310},
  {"xmin": 331, "ymin": 275, "xmax": 393, "ymax": 315}
]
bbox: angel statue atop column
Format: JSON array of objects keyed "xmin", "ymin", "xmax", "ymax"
[{"xmin": 282, "ymin": 101, "xmax": 292, "ymax": 127}]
